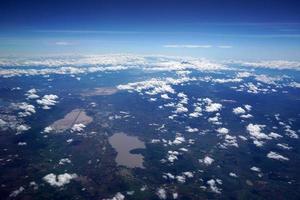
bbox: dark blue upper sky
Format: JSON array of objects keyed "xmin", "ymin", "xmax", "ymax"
[{"xmin": 1, "ymin": 0, "xmax": 300, "ymax": 60}]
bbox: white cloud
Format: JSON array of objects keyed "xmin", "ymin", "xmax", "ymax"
[
  {"xmin": 246, "ymin": 123, "xmax": 270, "ymax": 140},
  {"xmin": 104, "ymin": 192, "xmax": 125, "ymax": 200},
  {"xmin": 228, "ymin": 60, "xmax": 300, "ymax": 70},
  {"xmin": 71, "ymin": 123, "xmax": 86, "ymax": 132},
  {"xmin": 173, "ymin": 192, "xmax": 178, "ymax": 199},
  {"xmin": 161, "ymin": 94, "xmax": 171, "ymax": 99},
  {"xmin": 0, "ymin": 54, "xmax": 227, "ymax": 77},
  {"xmin": 59, "ymin": 158, "xmax": 71, "ymax": 165},
  {"xmin": 289, "ymin": 82, "xmax": 300, "ymax": 88},
  {"xmin": 186, "ymin": 126, "xmax": 198, "ymax": 133},
  {"xmin": 43, "ymin": 126, "xmax": 53, "ymax": 133},
  {"xmin": 207, "ymin": 179, "xmax": 221, "ymax": 194},
  {"xmin": 277, "ymin": 143, "xmax": 292, "ymax": 150},
  {"xmin": 250, "ymin": 166, "xmax": 261, "ymax": 172},
  {"xmin": 43, "ymin": 173, "xmax": 78, "ymax": 187},
  {"xmin": 205, "ymin": 103, "xmax": 222, "ymax": 112},
  {"xmin": 189, "ymin": 112, "xmax": 202, "ymax": 118},
  {"xmin": 244, "ymin": 105, "xmax": 252, "ymax": 111},
  {"xmin": 172, "ymin": 136, "xmax": 185, "ymax": 145},
  {"xmin": 240, "ymin": 114, "xmax": 253, "ymax": 119},
  {"xmin": 254, "ymin": 74, "xmax": 282, "ymax": 85},
  {"xmin": 18, "ymin": 142, "xmax": 27, "ymax": 146},
  {"xmin": 268, "ymin": 132, "xmax": 282, "ymax": 139},
  {"xmin": 156, "ymin": 188, "xmax": 167, "ymax": 199},
  {"xmin": 236, "ymin": 72, "xmax": 253, "ymax": 78},
  {"xmin": 16, "ymin": 124, "xmax": 31, "ymax": 134},
  {"xmin": 284, "ymin": 127, "xmax": 299, "ymax": 139},
  {"xmin": 163, "ymin": 44, "xmax": 212, "ymax": 48},
  {"xmin": 9, "ymin": 186, "xmax": 25, "ymax": 197},
  {"xmin": 15, "ymin": 102, "xmax": 36, "ymax": 117},
  {"xmin": 25, "ymin": 88, "xmax": 39, "ymax": 99},
  {"xmin": 167, "ymin": 151, "xmax": 179, "ymax": 162},
  {"xmin": 233, "ymin": 107, "xmax": 246, "ymax": 115},
  {"xmin": 174, "ymin": 103, "xmax": 188, "ymax": 113},
  {"xmin": 267, "ymin": 151, "xmax": 289, "ymax": 161},
  {"xmin": 212, "ymin": 78, "xmax": 242, "ymax": 83},
  {"xmin": 208, "ymin": 115, "xmax": 222, "ymax": 125},
  {"xmin": 223, "ymin": 135, "xmax": 238, "ymax": 148},
  {"xmin": 37, "ymin": 94, "xmax": 59, "ymax": 109},
  {"xmin": 216, "ymin": 127, "xmax": 229, "ymax": 135},
  {"xmin": 229, "ymin": 172, "xmax": 238, "ymax": 178},
  {"xmin": 176, "ymin": 175, "xmax": 186, "ymax": 183},
  {"xmin": 199, "ymin": 156, "xmax": 214, "ymax": 166}
]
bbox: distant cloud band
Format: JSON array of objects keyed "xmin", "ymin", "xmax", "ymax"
[{"xmin": 164, "ymin": 45, "xmax": 232, "ymax": 49}]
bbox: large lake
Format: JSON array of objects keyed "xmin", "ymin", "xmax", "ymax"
[{"xmin": 108, "ymin": 132, "xmax": 145, "ymax": 168}]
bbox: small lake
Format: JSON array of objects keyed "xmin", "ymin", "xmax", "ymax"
[{"xmin": 108, "ymin": 132, "xmax": 145, "ymax": 168}]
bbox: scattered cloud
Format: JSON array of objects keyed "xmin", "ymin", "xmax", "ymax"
[
  {"xmin": 199, "ymin": 156, "xmax": 214, "ymax": 166},
  {"xmin": 156, "ymin": 188, "xmax": 167, "ymax": 199},
  {"xmin": 9, "ymin": 186, "xmax": 25, "ymax": 198},
  {"xmin": 43, "ymin": 173, "xmax": 77, "ymax": 187},
  {"xmin": 37, "ymin": 94, "xmax": 59, "ymax": 109},
  {"xmin": 267, "ymin": 151, "xmax": 289, "ymax": 161},
  {"xmin": 207, "ymin": 179, "xmax": 222, "ymax": 194},
  {"xmin": 163, "ymin": 44, "xmax": 212, "ymax": 48},
  {"xmin": 233, "ymin": 107, "xmax": 246, "ymax": 115}
]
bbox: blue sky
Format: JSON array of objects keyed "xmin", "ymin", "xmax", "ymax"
[{"xmin": 0, "ymin": 0, "xmax": 300, "ymax": 60}]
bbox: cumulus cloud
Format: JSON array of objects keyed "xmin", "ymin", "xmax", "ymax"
[
  {"xmin": 199, "ymin": 156, "xmax": 214, "ymax": 166},
  {"xmin": 43, "ymin": 126, "xmax": 53, "ymax": 133},
  {"xmin": 14, "ymin": 102, "xmax": 36, "ymax": 117},
  {"xmin": 246, "ymin": 124, "xmax": 269, "ymax": 139},
  {"xmin": 289, "ymin": 81, "xmax": 300, "ymax": 88},
  {"xmin": 246, "ymin": 123, "xmax": 270, "ymax": 147},
  {"xmin": 161, "ymin": 94, "xmax": 171, "ymax": 99},
  {"xmin": 222, "ymin": 135, "xmax": 238, "ymax": 148},
  {"xmin": 16, "ymin": 124, "xmax": 31, "ymax": 134},
  {"xmin": 59, "ymin": 158, "xmax": 71, "ymax": 165},
  {"xmin": 216, "ymin": 127, "xmax": 229, "ymax": 135},
  {"xmin": 205, "ymin": 103, "xmax": 222, "ymax": 112},
  {"xmin": 268, "ymin": 132, "xmax": 282, "ymax": 139},
  {"xmin": 25, "ymin": 88, "xmax": 39, "ymax": 99},
  {"xmin": 207, "ymin": 179, "xmax": 222, "ymax": 194},
  {"xmin": 104, "ymin": 192, "xmax": 125, "ymax": 200},
  {"xmin": 240, "ymin": 114, "xmax": 253, "ymax": 119},
  {"xmin": 229, "ymin": 172, "xmax": 238, "ymax": 178},
  {"xmin": 156, "ymin": 188, "xmax": 167, "ymax": 199},
  {"xmin": 37, "ymin": 94, "xmax": 59, "ymax": 109},
  {"xmin": 250, "ymin": 166, "xmax": 261, "ymax": 172},
  {"xmin": 267, "ymin": 151, "xmax": 289, "ymax": 161},
  {"xmin": 186, "ymin": 126, "xmax": 199, "ymax": 133},
  {"xmin": 174, "ymin": 103, "xmax": 188, "ymax": 113},
  {"xmin": 233, "ymin": 107, "xmax": 246, "ymax": 115},
  {"xmin": 277, "ymin": 143, "xmax": 292, "ymax": 150},
  {"xmin": 71, "ymin": 123, "xmax": 86, "ymax": 132},
  {"xmin": 43, "ymin": 173, "xmax": 78, "ymax": 187},
  {"xmin": 167, "ymin": 151, "xmax": 179, "ymax": 163},
  {"xmin": 172, "ymin": 136, "xmax": 185, "ymax": 145}
]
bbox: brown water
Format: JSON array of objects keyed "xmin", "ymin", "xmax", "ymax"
[{"xmin": 108, "ymin": 132, "xmax": 145, "ymax": 168}]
